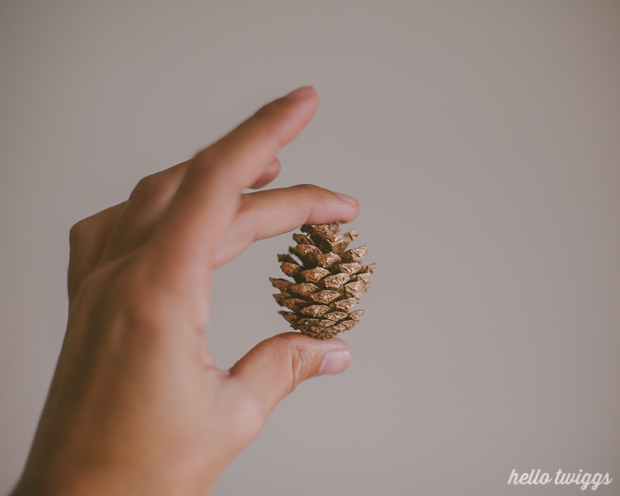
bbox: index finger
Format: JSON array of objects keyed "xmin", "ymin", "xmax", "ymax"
[{"xmin": 153, "ymin": 87, "xmax": 319, "ymax": 275}]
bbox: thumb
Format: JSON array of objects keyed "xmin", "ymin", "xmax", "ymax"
[{"xmin": 227, "ymin": 332, "xmax": 351, "ymax": 418}]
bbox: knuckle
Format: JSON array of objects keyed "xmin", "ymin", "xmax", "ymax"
[
  {"xmin": 290, "ymin": 184, "xmax": 332, "ymax": 218},
  {"xmin": 193, "ymin": 148, "xmax": 235, "ymax": 184},
  {"xmin": 69, "ymin": 218, "xmax": 92, "ymax": 248},
  {"xmin": 130, "ymin": 173, "xmax": 171, "ymax": 203},
  {"xmin": 193, "ymin": 146, "xmax": 220, "ymax": 168},
  {"xmin": 282, "ymin": 336, "xmax": 316, "ymax": 393},
  {"xmin": 293, "ymin": 183, "xmax": 323, "ymax": 195}
]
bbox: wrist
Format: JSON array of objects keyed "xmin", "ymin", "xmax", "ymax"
[
  {"xmin": 10, "ymin": 466, "xmax": 211, "ymax": 496},
  {"xmin": 10, "ymin": 471, "xmax": 142, "ymax": 496}
]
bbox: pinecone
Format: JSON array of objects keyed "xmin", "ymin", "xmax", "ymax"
[{"xmin": 270, "ymin": 222, "xmax": 375, "ymax": 340}]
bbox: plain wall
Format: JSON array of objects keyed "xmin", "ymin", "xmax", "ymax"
[{"xmin": 1, "ymin": 1, "xmax": 619, "ymax": 494}]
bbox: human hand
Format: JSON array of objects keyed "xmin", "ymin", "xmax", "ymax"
[{"xmin": 11, "ymin": 87, "xmax": 359, "ymax": 496}]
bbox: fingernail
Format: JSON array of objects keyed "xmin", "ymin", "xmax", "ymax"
[
  {"xmin": 335, "ymin": 192, "xmax": 359, "ymax": 206},
  {"xmin": 285, "ymin": 86, "xmax": 315, "ymax": 100},
  {"xmin": 317, "ymin": 350, "xmax": 351, "ymax": 376}
]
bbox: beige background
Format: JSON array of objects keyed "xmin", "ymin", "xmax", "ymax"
[{"xmin": 1, "ymin": 1, "xmax": 619, "ymax": 494}]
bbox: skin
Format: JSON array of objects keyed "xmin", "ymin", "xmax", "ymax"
[{"xmin": 10, "ymin": 86, "xmax": 359, "ymax": 496}]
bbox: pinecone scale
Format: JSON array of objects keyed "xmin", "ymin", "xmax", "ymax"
[{"xmin": 270, "ymin": 222, "xmax": 374, "ymax": 340}]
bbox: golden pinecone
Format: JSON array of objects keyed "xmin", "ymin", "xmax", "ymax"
[{"xmin": 270, "ymin": 222, "xmax": 375, "ymax": 340}]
